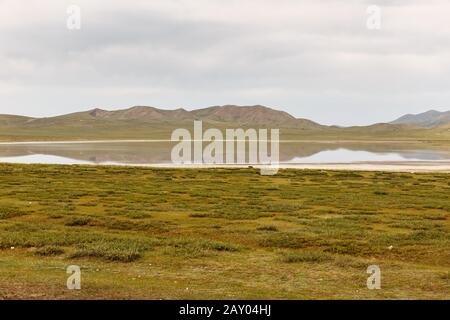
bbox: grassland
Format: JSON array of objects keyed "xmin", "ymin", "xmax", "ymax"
[
  {"xmin": 0, "ymin": 164, "xmax": 448, "ymax": 299},
  {"xmin": 0, "ymin": 116, "xmax": 449, "ymax": 142}
]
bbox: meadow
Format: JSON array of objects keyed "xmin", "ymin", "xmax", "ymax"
[{"xmin": 0, "ymin": 163, "xmax": 448, "ymax": 299}]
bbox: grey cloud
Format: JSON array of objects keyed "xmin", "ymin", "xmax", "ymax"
[{"xmin": 0, "ymin": 0, "xmax": 449, "ymax": 125}]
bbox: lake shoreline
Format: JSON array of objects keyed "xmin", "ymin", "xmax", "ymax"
[
  {"xmin": 0, "ymin": 160, "xmax": 449, "ymax": 172},
  {"xmin": 133, "ymin": 161, "xmax": 450, "ymax": 172}
]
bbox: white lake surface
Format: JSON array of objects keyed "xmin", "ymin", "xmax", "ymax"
[{"xmin": 290, "ymin": 149, "xmax": 422, "ymax": 163}]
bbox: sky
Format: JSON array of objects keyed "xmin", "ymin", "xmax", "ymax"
[{"xmin": 0, "ymin": 0, "xmax": 449, "ymax": 126}]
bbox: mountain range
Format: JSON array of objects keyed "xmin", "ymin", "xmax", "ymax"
[
  {"xmin": 0, "ymin": 105, "xmax": 448, "ymax": 141},
  {"xmin": 17, "ymin": 105, "xmax": 321, "ymax": 128},
  {"xmin": 390, "ymin": 109, "xmax": 450, "ymax": 128}
]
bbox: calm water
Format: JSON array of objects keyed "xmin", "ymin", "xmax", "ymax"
[{"xmin": 0, "ymin": 141, "xmax": 448, "ymax": 165}]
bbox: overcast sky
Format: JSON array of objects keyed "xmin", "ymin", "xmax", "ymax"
[{"xmin": 0, "ymin": 0, "xmax": 449, "ymax": 126}]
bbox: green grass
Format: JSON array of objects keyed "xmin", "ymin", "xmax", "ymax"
[
  {"xmin": 35, "ymin": 246, "xmax": 65, "ymax": 257},
  {"xmin": 0, "ymin": 163, "xmax": 448, "ymax": 299},
  {"xmin": 282, "ymin": 251, "xmax": 333, "ymax": 263}
]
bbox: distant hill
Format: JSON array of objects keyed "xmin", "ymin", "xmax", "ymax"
[
  {"xmin": 87, "ymin": 106, "xmax": 193, "ymax": 121},
  {"xmin": 0, "ymin": 105, "xmax": 448, "ymax": 141},
  {"xmin": 190, "ymin": 105, "xmax": 319, "ymax": 128},
  {"xmin": 0, "ymin": 114, "xmax": 34, "ymax": 125},
  {"xmin": 23, "ymin": 105, "xmax": 323, "ymax": 129},
  {"xmin": 89, "ymin": 105, "xmax": 321, "ymax": 128},
  {"xmin": 391, "ymin": 110, "xmax": 450, "ymax": 128}
]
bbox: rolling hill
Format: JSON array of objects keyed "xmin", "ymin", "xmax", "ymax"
[
  {"xmin": 391, "ymin": 109, "xmax": 450, "ymax": 128},
  {"xmin": 0, "ymin": 105, "xmax": 448, "ymax": 141},
  {"xmin": 54, "ymin": 105, "xmax": 322, "ymax": 128}
]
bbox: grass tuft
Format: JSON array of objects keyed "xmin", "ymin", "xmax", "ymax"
[
  {"xmin": 282, "ymin": 251, "xmax": 333, "ymax": 263},
  {"xmin": 35, "ymin": 246, "xmax": 65, "ymax": 256},
  {"xmin": 65, "ymin": 216, "xmax": 92, "ymax": 226}
]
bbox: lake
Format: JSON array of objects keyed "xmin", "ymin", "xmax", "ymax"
[{"xmin": 0, "ymin": 141, "xmax": 449, "ymax": 166}]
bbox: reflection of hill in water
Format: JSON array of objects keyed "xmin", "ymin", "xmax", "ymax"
[
  {"xmin": 399, "ymin": 152, "xmax": 448, "ymax": 160},
  {"xmin": 0, "ymin": 142, "xmax": 173, "ymax": 164},
  {"xmin": 0, "ymin": 141, "xmax": 449, "ymax": 164}
]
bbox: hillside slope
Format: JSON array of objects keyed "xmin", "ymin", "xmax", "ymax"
[
  {"xmin": 0, "ymin": 105, "xmax": 449, "ymax": 141},
  {"xmin": 391, "ymin": 110, "xmax": 450, "ymax": 128}
]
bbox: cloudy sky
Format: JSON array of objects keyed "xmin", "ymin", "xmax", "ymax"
[{"xmin": 0, "ymin": 0, "xmax": 449, "ymax": 126}]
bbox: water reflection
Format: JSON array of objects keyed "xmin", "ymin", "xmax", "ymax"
[{"xmin": 0, "ymin": 141, "xmax": 448, "ymax": 165}]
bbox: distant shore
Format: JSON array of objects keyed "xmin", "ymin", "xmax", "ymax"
[
  {"xmin": 147, "ymin": 161, "xmax": 450, "ymax": 173},
  {"xmin": 1, "ymin": 160, "xmax": 448, "ymax": 173},
  {"xmin": 0, "ymin": 139, "xmax": 449, "ymax": 145}
]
